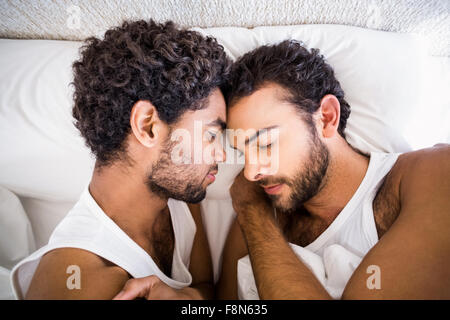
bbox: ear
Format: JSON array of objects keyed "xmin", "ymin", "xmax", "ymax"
[
  {"xmin": 130, "ymin": 100, "xmax": 165, "ymax": 148},
  {"xmin": 318, "ymin": 94, "xmax": 341, "ymax": 138}
]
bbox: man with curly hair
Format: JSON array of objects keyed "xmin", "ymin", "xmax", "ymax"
[
  {"xmin": 11, "ymin": 20, "xmax": 232, "ymax": 300},
  {"xmin": 217, "ymin": 40, "xmax": 450, "ymax": 299}
]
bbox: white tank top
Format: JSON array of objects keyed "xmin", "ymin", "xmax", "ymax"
[
  {"xmin": 10, "ymin": 187, "xmax": 197, "ymax": 299},
  {"xmin": 237, "ymin": 152, "xmax": 400, "ymax": 299}
]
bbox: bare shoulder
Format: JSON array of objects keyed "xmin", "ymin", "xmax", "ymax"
[
  {"xmin": 26, "ymin": 247, "xmax": 130, "ymax": 299},
  {"xmin": 373, "ymin": 144, "xmax": 450, "ymax": 236},
  {"xmin": 385, "ymin": 144, "xmax": 450, "ymax": 229},
  {"xmin": 394, "ymin": 144, "xmax": 450, "ymax": 206},
  {"xmin": 394, "ymin": 143, "xmax": 449, "ymax": 172}
]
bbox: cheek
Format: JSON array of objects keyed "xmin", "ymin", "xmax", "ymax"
[
  {"xmin": 268, "ymin": 122, "xmax": 311, "ymax": 175},
  {"xmin": 275, "ymin": 138, "xmax": 307, "ymax": 176},
  {"xmin": 186, "ymin": 164, "xmax": 210, "ymax": 179}
]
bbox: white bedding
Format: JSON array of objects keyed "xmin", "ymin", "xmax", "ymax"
[
  {"xmin": 0, "ymin": 267, "xmax": 13, "ymax": 300},
  {"xmin": 0, "ymin": 24, "xmax": 449, "ymax": 298}
]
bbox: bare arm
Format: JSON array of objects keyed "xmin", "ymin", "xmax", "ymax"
[
  {"xmin": 26, "ymin": 248, "xmax": 130, "ymax": 299},
  {"xmin": 229, "ymin": 172, "xmax": 330, "ymax": 299},
  {"xmin": 235, "ymin": 204, "xmax": 330, "ymax": 299},
  {"xmin": 185, "ymin": 203, "xmax": 214, "ymax": 299},
  {"xmin": 216, "ymin": 217, "xmax": 249, "ymax": 299}
]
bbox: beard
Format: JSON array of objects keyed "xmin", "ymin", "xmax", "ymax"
[
  {"xmin": 146, "ymin": 137, "xmax": 217, "ymax": 204},
  {"xmin": 260, "ymin": 129, "xmax": 330, "ymax": 213}
]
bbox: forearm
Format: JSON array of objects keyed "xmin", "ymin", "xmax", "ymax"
[{"xmin": 238, "ymin": 211, "xmax": 331, "ymax": 300}]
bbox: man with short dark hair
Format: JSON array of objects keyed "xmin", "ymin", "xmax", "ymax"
[
  {"xmin": 11, "ymin": 19, "xmax": 232, "ymax": 300},
  {"xmin": 217, "ymin": 40, "xmax": 450, "ymax": 299}
]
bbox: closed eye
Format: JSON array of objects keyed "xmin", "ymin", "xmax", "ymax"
[
  {"xmin": 207, "ymin": 131, "xmax": 217, "ymax": 142},
  {"xmin": 259, "ymin": 143, "xmax": 272, "ymax": 150}
]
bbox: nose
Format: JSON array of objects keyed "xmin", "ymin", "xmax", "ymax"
[
  {"xmin": 214, "ymin": 143, "xmax": 226, "ymax": 163},
  {"xmin": 243, "ymin": 163, "xmax": 264, "ymax": 182},
  {"xmin": 244, "ymin": 147, "xmax": 275, "ymax": 181}
]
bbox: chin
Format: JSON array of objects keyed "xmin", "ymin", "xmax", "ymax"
[
  {"xmin": 270, "ymin": 196, "xmax": 286, "ymax": 210},
  {"xmin": 180, "ymin": 185, "xmax": 207, "ymax": 204},
  {"xmin": 271, "ymin": 194, "xmax": 295, "ymax": 213},
  {"xmin": 186, "ymin": 191, "xmax": 207, "ymax": 204}
]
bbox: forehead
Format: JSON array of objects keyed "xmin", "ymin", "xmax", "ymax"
[
  {"xmin": 227, "ymin": 83, "xmax": 298, "ymax": 131},
  {"xmin": 176, "ymin": 88, "xmax": 226, "ymax": 128}
]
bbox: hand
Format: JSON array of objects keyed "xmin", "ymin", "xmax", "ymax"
[
  {"xmin": 229, "ymin": 170, "xmax": 273, "ymax": 221},
  {"xmin": 113, "ymin": 275, "xmax": 193, "ymax": 300}
]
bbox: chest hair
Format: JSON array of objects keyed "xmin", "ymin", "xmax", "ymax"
[{"xmin": 148, "ymin": 208, "xmax": 175, "ymax": 276}]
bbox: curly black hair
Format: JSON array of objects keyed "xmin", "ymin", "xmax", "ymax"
[
  {"xmin": 226, "ymin": 40, "xmax": 351, "ymax": 138},
  {"xmin": 72, "ymin": 19, "xmax": 232, "ymax": 165}
]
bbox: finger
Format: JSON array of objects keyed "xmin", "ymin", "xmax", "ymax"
[
  {"xmin": 113, "ymin": 280, "xmax": 145, "ymax": 300},
  {"xmin": 113, "ymin": 276, "xmax": 157, "ymax": 300},
  {"xmin": 145, "ymin": 278, "xmax": 170, "ymax": 300}
]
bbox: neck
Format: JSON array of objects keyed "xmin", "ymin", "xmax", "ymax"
[
  {"xmin": 88, "ymin": 161, "xmax": 168, "ymax": 238},
  {"xmin": 303, "ymin": 141, "xmax": 370, "ymax": 224}
]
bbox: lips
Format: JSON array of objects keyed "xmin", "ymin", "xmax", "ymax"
[
  {"xmin": 206, "ymin": 171, "xmax": 217, "ymax": 183},
  {"xmin": 262, "ymin": 183, "xmax": 283, "ymax": 195}
]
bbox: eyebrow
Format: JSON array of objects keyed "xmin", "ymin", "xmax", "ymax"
[
  {"xmin": 230, "ymin": 125, "xmax": 279, "ymax": 150},
  {"xmin": 206, "ymin": 118, "xmax": 226, "ymax": 130}
]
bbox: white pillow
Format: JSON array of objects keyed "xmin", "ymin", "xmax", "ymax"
[
  {"xmin": 195, "ymin": 24, "xmax": 431, "ymax": 154},
  {"xmin": 0, "ymin": 186, "xmax": 35, "ymax": 270},
  {"xmin": 195, "ymin": 24, "xmax": 431, "ymax": 201},
  {"xmin": 0, "ymin": 266, "xmax": 14, "ymax": 300},
  {"xmin": 0, "ymin": 39, "xmax": 95, "ymax": 203},
  {"xmin": 0, "ymin": 25, "xmax": 437, "ymax": 202}
]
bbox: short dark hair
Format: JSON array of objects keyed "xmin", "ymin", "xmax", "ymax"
[
  {"xmin": 226, "ymin": 40, "xmax": 350, "ymax": 138},
  {"xmin": 72, "ymin": 19, "xmax": 232, "ymax": 165}
]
